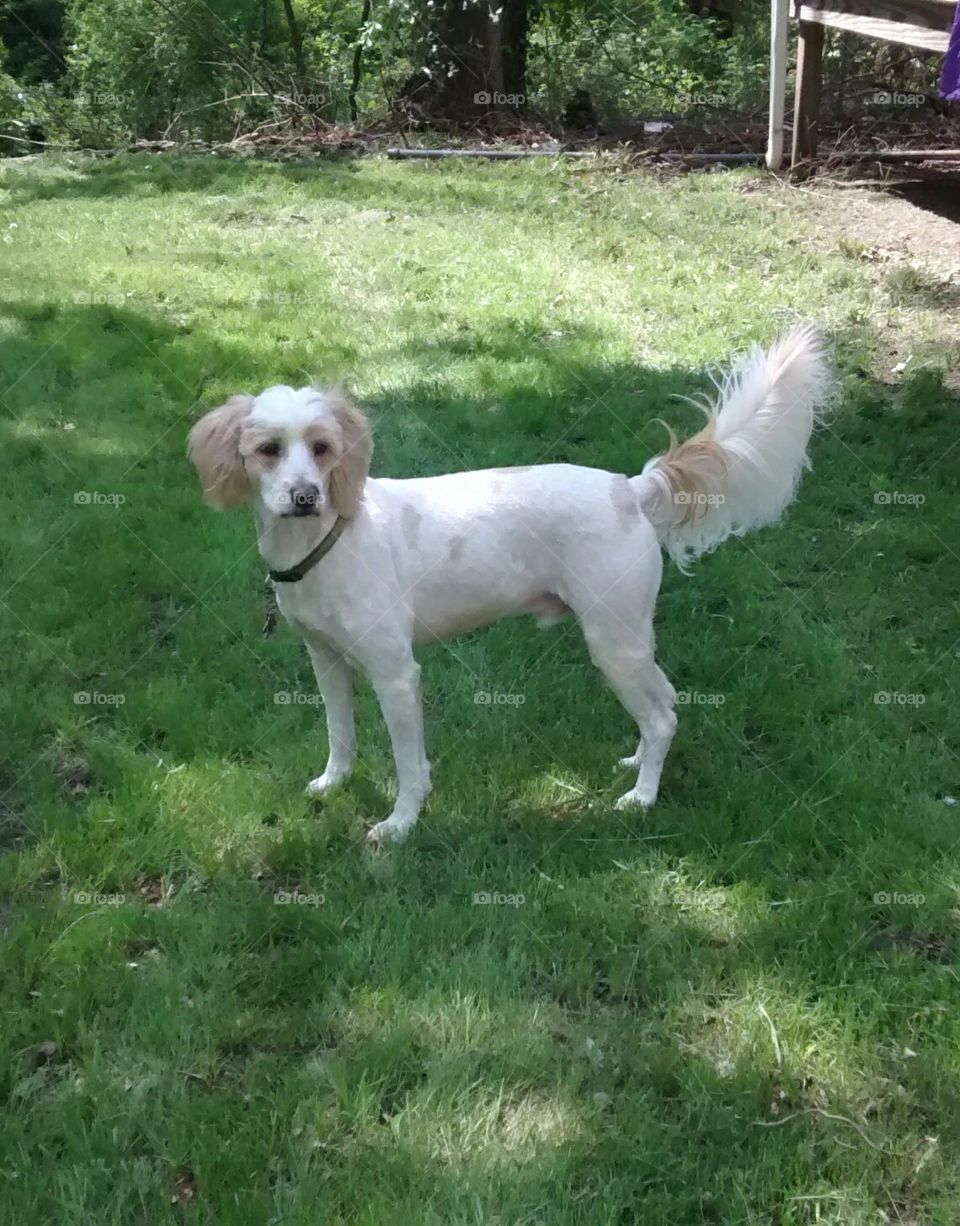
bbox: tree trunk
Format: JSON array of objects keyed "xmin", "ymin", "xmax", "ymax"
[
  {"xmin": 280, "ymin": 0, "xmax": 308, "ymax": 92},
  {"xmin": 349, "ymin": 0, "xmax": 372, "ymax": 122},
  {"xmin": 400, "ymin": 0, "xmax": 533, "ymax": 122},
  {"xmin": 501, "ymin": 0, "xmax": 532, "ymax": 103}
]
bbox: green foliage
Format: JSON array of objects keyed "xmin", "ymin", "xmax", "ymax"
[
  {"xmin": 60, "ymin": 0, "xmax": 277, "ymax": 142},
  {"xmin": 532, "ymin": 0, "xmax": 769, "ymax": 116},
  {"xmin": 0, "ymin": 1, "xmax": 950, "ymax": 161}
]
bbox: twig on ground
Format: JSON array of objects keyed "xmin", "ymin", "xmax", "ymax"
[
  {"xmin": 757, "ymin": 1003, "xmax": 783, "ymax": 1072},
  {"xmin": 751, "ymin": 1105, "xmax": 911, "ymax": 1156}
]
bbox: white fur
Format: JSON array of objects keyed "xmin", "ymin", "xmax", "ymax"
[
  {"xmin": 637, "ymin": 324, "xmax": 831, "ymax": 569},
  {"xmin": 189, "ymin": 327, "xmax": 830, "ymax": 844}
]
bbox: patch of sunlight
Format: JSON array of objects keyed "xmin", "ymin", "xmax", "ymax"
[
  {"xmin": 9, "ymin": 419, "xmax": 134, "ymax": 456},
  {"xmin": 781, "ymin": 1187, "xmax": 882, "ymax": 1225},
  {"xmin": 673, "ymin": 977, "xmax": 894, "ymax": 1119},
  {"xmin": 424, "ymin": 1086, "xmax": 583, "ymax": 1169},
  {"xmin": 154, "ymin": 757, "xmax": 284, "ymax": 865},
  {"xmin": 655, "ymin": 867, "xmax": 747, "ymax": 945},
  {"xmin": 513, "ymin": 768, "xmax": 594, "ymax": 818},
  {"xmin": 10, "ymin": 418, "xmax": 80, "ymax": 439},
  {"xmin": 0, "ymin": 155, "xmax": 87, "ymax": 185},
  {"xmin": 0, "ymin": 324, "xmax": 27, "ymax": 346},
  {"xmin": 300, "ymin": 989, "xmax": 586, "ymax": 1169}
]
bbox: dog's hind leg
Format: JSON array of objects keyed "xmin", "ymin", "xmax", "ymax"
[
  {"xmin": 577, "ymin": 604, "xmax": 677, "ymax": 810},
  {"xmin": 612, "ymin": 659, "xmax": 676, "ymax": 809}
]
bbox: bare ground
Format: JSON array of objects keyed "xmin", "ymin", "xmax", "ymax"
[{"xmin": 741, "ymin": 167, "xmax": 960, "ymax": 386}]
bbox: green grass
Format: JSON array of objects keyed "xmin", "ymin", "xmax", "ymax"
[{"xmin": 1, "ymin": 151, "xmax": 959, "ymax": 1224}]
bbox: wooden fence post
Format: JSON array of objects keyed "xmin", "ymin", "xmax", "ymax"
[{"xmin": 792, "ymin": 18, "xmax": 825, "ymax": 163}]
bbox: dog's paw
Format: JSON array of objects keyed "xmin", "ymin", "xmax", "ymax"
[
  {"xmin": 615, "ymin": 786, "xmax": 656, "ymax": 810},
  {"xmin": 305, "ymin": 770, "xmax": 348, "ymax": 798},
  {"xmin": 616, "ymin": 751, "xmax": 643, "ymax": 770},
  {"xmin": 366, "ymin": 818, "xmax": 410, "ymax": 847}
]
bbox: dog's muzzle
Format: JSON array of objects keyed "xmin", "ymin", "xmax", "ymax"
[{"xmin": 285, "ymin": 483, "xmax": 322, "ymax": 517}]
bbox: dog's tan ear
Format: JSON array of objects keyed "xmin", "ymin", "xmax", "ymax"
[
  {"xmin": 187, "ymin": 395, "xmax": 254, "ymax": 509},
  {"xmin": 327, "ymin": 390, "xmax": 372, "ymax": 517}
]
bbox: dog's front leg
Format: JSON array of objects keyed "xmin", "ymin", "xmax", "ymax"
[
  {"xmin": 304, "ymin": 638, "xmax": 356, "ymax": 796},
  {"xmin": 365, "ymin": 656, "xmax": 431, "ymax": 845}
]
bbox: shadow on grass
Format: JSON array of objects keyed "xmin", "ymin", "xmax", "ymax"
[{"xmin": 0, "ymin": 150, "xmax": 546, "ymax": 216}]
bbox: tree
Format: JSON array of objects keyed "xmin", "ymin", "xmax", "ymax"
[{"xmin": 401, "ymin": 0, "xmax": 535, "ymax": 122}]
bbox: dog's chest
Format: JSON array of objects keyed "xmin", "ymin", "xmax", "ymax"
[
  {"xmin": 276, "ymin": 580, "xmax": 335, "ymax": 634},
  {"xmin": 274, "ymin": 579, "xmax": 365, "ymax": 655}
]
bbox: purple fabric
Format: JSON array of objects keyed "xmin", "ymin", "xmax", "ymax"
[{"xmin": 942, "ymin": 2, "xmax": 960, "ymax": 101}]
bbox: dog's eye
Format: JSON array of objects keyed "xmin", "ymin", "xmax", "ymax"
[
  {"xmin": 258, "ymin": 441, "xmax": 281, "ymax": 458},
  {"xmin": 312, "ymin": 442, "xmax": 329, "ymax": 457}
]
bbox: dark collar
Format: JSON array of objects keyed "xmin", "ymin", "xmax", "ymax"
[{"xmin": 267, "ymin": 515, "xmax": 347, "ymax": 583}]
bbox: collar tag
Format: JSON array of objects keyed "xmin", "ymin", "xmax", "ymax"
[{"xmin": 262, "ymin": 580, "xmax": 280, "ymax": 638}]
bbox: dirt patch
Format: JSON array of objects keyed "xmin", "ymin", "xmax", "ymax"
[
  {"xmin": 795, "ymin": 175, "xmax": 960, "ymax": 277},
  {"xmin": 743, "ymin": 169, "xmax": 960, "ymax": 387}
]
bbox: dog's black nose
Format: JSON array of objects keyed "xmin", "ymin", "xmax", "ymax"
[{"xmin": 289, "ymin": 483, "xmax": 321, "ymax": 515}]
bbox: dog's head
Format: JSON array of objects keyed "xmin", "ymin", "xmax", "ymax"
[{"xmin": 187, "ymin": 386, "xmax": 372, "ymax": 518}]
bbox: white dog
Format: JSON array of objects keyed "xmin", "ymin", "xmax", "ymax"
[{"xmin": 188, "ymin": 327, "xmax": 829, "ymax": 844}]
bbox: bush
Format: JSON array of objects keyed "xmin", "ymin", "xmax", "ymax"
[{"xmin": 529, "ymin": 0, "xmax": 769, "ymax": 118}]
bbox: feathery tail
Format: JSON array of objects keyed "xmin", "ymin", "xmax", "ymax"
[{"xmin": 633, "ymin": 325, "xmax": 832, "ymax": 570}]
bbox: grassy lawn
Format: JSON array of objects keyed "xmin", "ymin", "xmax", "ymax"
[{"xmin": 2, "ymin": 151, "xmax": 960, "ymax": 1224}]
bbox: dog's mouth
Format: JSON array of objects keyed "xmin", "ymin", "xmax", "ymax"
[{"xmin": 283, "ymin": 504, "xmax": 321, "ymax": 518}]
